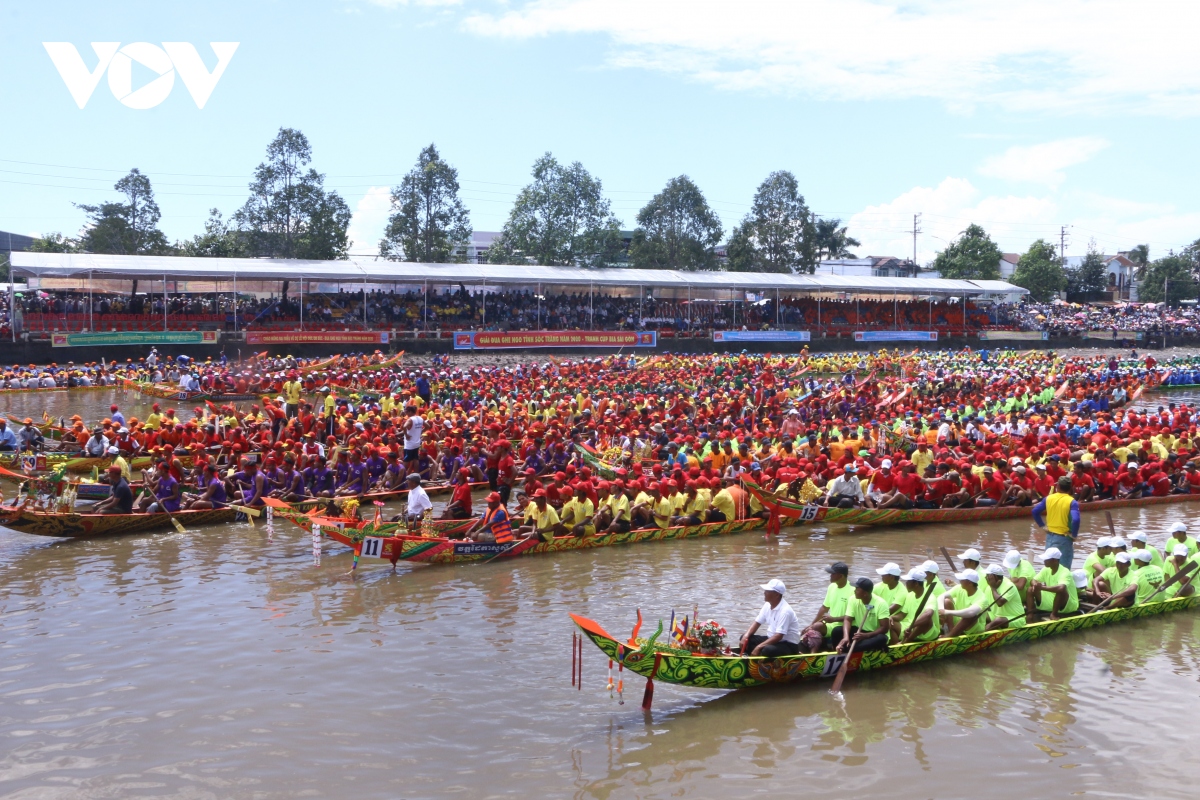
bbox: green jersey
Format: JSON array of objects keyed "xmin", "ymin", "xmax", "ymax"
[
  {"xmin": 846, "ymin": 595, "xmax": 882, "ymax": 634},
  {"xmin": 900, "ymin": 587, "xmax": 940, "ymax": 641},
  {"xmin": 1098, "ymin": 565, "xmax": 1135, "ymax": 597},
  {"xmin": 874, "ymin": 581, "xmax": 907, "ymax": 615},
  {"xmin": 822, "ymin": 581, "xmax": 855, "ymax": 619},
  {"xmin": 1130, "ymin": 545, "xmax": 1164, "ymax": 569},
  {"xmin": 1133, "ymin": 565, "xmax": 1166, "ymax": 605},
  {"xmin": 947, "ymin": 584, "xmax": 988, "ymax": 635},
  {"xmin": 1166, "ymin": 535, "xmax": 1199, "ymax": 558},
  {"xmin": 1011, "ymin": 559, "xmax": 1036, "ymax": 586},
  {"xmin": 1034, "ymin": 564, "xmax": 1079, "ymax": 613},
  {"xmin": 989, "ymin": 578, "xmax": 1026, "ymax": 628},
  {"xmin": 1082, "ymin": 552, "xmax": 1105, "ymax": 589}
]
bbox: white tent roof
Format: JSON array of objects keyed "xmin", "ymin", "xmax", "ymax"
[{"xmin": 9, "ymin": 252, "xmax": 1027, "ymax": 297}]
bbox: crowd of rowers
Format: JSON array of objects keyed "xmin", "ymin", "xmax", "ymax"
[
  {"xmin": 740, "ymin": 523, "xmax": 1199, "ymax": 658},
  {"xmin": 29, "ymin": 349, "xmax": 1188, "ymax": 532}
]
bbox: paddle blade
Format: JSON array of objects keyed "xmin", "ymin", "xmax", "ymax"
[{"xmin": 171, "ymin": 516, "xmax": 186, "ymax": 534}]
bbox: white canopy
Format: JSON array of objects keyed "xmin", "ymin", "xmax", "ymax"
[{"xmin": 9, "ymin": 252, "xmax": 1027, "ymax": 297}]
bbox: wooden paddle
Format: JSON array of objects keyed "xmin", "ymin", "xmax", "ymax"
[
  {"xmin": 829, "ymin": 639, "xmax": 857, "ymax": 695},
  {"xmin": 940, "ymin": 546, "xmax": 960, "ymax": 576},
  {"xmin": 1105, "ymin": 511, "xmax": 1117, "ymax": 538}
]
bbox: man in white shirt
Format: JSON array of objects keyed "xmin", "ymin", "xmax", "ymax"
[
  {"xmin": 825, "ymin": 464, "xmax": 865, "ymax": 508},
  {"xmin": 403, "ymin": 474, "xmax": 432, "ymax": 527},
  {"xmin": 403, "ymin": 405, "xmax": 424, "ymax": 467},
  {"xmin": 739, "ymin": 578, "xmax": 802, "ymax": 658}
]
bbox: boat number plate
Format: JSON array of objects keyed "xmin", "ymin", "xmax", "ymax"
[
  {"xmin": 821, "ymin": 654, "xmax": 846, "ymax": 677},
  {"xmin": 798, "ymin": 505, "xmax": 820, "ymax": 521},
  {"xmin": 361, "ymin": 537, "xmax": 385, "ymax": 558}
]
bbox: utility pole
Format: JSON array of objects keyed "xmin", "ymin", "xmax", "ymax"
[
  {"xmin": 1163, "ymin": 276, "xmax": 1169, "ymax": 350},
  {"xmin": 912, "ymin": 213, "xmax": 922, "ymax": 276},
  {"xmin": 1059, "ymin": 225, "xmax": 1069, "ymax": 264}
]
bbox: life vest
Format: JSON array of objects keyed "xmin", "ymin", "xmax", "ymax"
[{"xmin": 484, "ymin": 506, "xmax": 514, "ymax": 544}]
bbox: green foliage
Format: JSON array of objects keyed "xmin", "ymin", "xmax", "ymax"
[
  {"xmin": 1011, "ymin": 239, "xmax": 1066, "ymax": 301},
  {"xmin": 629, "ymin": 175, "xmax": 724, "ymax": 271},
  {"xmin": 1066, "ymin": 243, "xmax": 1110, "ymax": 300},
  {"xmin": 76, "ymin": 168, "xmax": 172, "ymax": 255},
  {"xmin": 931, "ymin": 224, "xmax": 1002, "ymax": 280},
  {"xmin": 725, "ymin": 171, "xmax": 818, "ymax": 273},
  {"xmin": 1137, "ymin": 251, "xmax": 1199, "ymax": 305},
  {"xmin": 813, "ymin": 217, "xmax": 860, "ymax": 263},
  {"xmin": 28, "ymin": 232, "xmax": 79, "ymax": 253},
  {"xmin": 488, "ymin": 153, "xmax": 622, "ymax": 267},
  {"xmin": 178, "ymin": 209, "xmax": 249, "ymax": 257},
  {"xmin": 1126, "ymin": 243, "xmax": 1150, "ymax": 273},
  {"xmin": 234, "ymin": 127, "xmax": 351, "ymax": 260},
  {"xmin": 380, "ymin": 144, "xmax": 471, "ymax": 263}
]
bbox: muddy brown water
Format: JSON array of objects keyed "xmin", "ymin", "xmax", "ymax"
[{"xmin": 1, "ymin": 388, "xmax": 1198, "ymax": 799}]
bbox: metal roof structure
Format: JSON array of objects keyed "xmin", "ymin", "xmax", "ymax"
[{"xmin": 9, "ymin": 252, "xmax": 1027, "ymax": 297}]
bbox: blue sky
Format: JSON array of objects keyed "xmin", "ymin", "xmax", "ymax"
[{"xmin": 3, "ymin": 0, "xmax": 1200, "ymax": 264}]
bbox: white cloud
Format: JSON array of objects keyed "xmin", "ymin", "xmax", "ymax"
[
  {"xmin": 462, "ymin": 0, "xmax": 1200, "ymax": 116},
  {"xmin": 846, "ymin": 177, "xmax": 1058, "ymax": 263},
  {"xmin": 978, "ymin": 137, "xmax": 1109, "ymax": 187},
  {"xmin": 346, "ymin": 186, "xmax": 394, "ymax": 258}
]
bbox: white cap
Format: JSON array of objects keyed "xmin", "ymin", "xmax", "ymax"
[
  {"xmin": 1096, "ymin": 536, "xmax": 1112, "ymax": 548},
  {"xmin": 1072, "ymin": 569, "xmax": 1089, "ymax": 588},
  {"xmin": 1173, "ymin": 544, "xmax": 1190, "ymax": 558},
  {"xmin": 1129, "ymin": 531, "xmax": 1148, "ymax": 543},
  {"xmin": 957, "ymin": 547, "xmax": 982, "ymax": 562},
  {"xmin": 921, "ymin": 559, "xmax": 940, "ymax": 574},
  {"xmin": 1035, "ymin": 463, "xmax": 1047, "ymax": 470},
  {"xmin": 760, "ymin": 578, "xmax": 787, "ymax": 595},
  {"xmin": 1134, "ymin": 549, "xmax": 1154, "ymax": 563},
  {"xmin": 875, "ymin": 562, "xmax": 902, "ymax": 577},
  {"xmin": 1002, "ymin": 550, "xmax": 1022, "ymax": 570},
  {"xmin": 1115, "ymin": 552, "xmax": 1132, "ymax": 563},
  {"xmin": 1110, "ymin": 537, "xmax": 1127, "ymax": 549},
  {"xmin": 1169, "ymin": 522, "xmax": 1188, "ymax": 534},
  {"xmin": 905, "ymin": 569, "xmax": 927, "ymax": 582},
  {"xmin": 106, "ymin": 446, "xmax": 119, "ymax": 455},
  {"xmin": 984, "ymin": 563, "xmax": 1006, "ymax": 577},
  {"xmin": 1038, "ymin": 547, "xmax": 1063, "ymax": 562},
  {"xmin": 881, "ymin": 459, "xmax": 893, "ymax": 469},
  {"xmin": 955, "ymin": 569, "xmax": 980, "ymax": 583}
]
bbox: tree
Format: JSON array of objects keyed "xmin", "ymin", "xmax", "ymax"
[
  {"xmin": 76, "ymin": 168, "xmax": 172, "ymax": 256},
  {"xmin": 724, "ymin": 171, "xmax": 818, "ymax": 273},
  {"xmin": 1138, "ymin": 252, "xmax": 1199, "ymax": 305},
  {"xmin": 628, "ymin": 176, "xmax": 724, "ymax": 271},
  {"xmin": 814, "ymin": 217, "xmax": 860, "ymax": 263},
  {"xmin": 1011, "ymin": 239, "xmax": 1066, "ymax": 301},
  {"xmin": 1066, "ymin": 242, "xmax": 1109, "ymax": 300},
  {"xmin": 930, "ymin": 224, "xmax": 1002, "ymax": 280},
  {"xmin": 178, "ymin": 209, "xmax": 249, "ymax": 257},
  {"xmin": 487, "ymin": 153, "xmax": 623, "ymax": 267},
  {"xmin": 235, "ymin": 127, "xmax": 352, "ymax": 271},
  {"xmin": 28, "ymin": 233, "xmax": 79, "ymax": 253},
  {"xmin": 1126, "ymin": 243, "xmax": 1150, "ymax": 277},
  {"xmin": 380, "ymin": 144, "xmax": 471, "ymax": 263}
]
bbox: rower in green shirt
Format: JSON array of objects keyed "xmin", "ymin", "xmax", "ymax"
[
  {"xmin": 1096, "ymin": 552, "xmax": 1138, "ymax": 608},
  {"xmin": 873, "ymin": 562, "xmax": 907, "ymax": 615},
  {"xmin": 982, "ymin": 564, "xmax": 1026, "ymax": 629},
  {"xmin": 1128, "ymin": 531, "xmax": 1164, "ymax": 568},
  {"xmin": 1162, "ymin": 545, "xmax": 1199, "ymax": 599},
  {"xmin": 1132, "ymin": 549, "xmax": 1166, "ymax": 604},
  {"xmin": 804, "ymin": 561, "xmax": 855, "ymax": 648},
  {"xmin": 919, "ymin": 560, "xmax": 948, "ymax": 597},
  {"xmin": 1082, "ymin": 538, "xmax": 1114, "ymax": 590},
  {"xmin": 1164, "ymin": 522, "xmax": 1198, "ymax": 559},
  {"xmin": 896, "ymin": 569, "xmax": 940, "ymax": 643},
  {"xmin": 1003, "ymin": 550, "xmax": 1037, "ymax": 596},
  {"xmin": 943, "ymin": 569, "xmax": 989, "ymax": 636},
  {"xmin": 835, "ymin": 578, "xmax": 891, "ymax": 653},
  {"xmin": 1029, "ymin": 547, "xmax": 1079, "ymax": 619}
]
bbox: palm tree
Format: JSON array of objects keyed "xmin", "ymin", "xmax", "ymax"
[
  {"xmin": 814, "ymin": 218, "xmax": 860, "ymax": 263},
  {"xmin": 1127, "ymin": 244, "xmax": 1150, "ymax": 279}
]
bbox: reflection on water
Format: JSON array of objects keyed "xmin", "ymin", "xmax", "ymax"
[{"xmin": 1, "ymin": 389, "xmax": 1198, "ymax": 798}]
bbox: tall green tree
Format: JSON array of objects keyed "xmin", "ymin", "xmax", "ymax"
[
  {"xmin": 725, "ymin": 171, "xmax": 819, "ymax": 273},
  {"xmin": 235, "ymin": 127, "xmax": 352, "ymax": 267},
  {"xmin": 628, "ymin": 176, "xmax": 723, "ymax": 271},
  {"xmin": 1066, "ymin": 243, "xmax": 1110, "ymax": 300},
  {"xmin": 1137, "ymin": 252, "xmax": 1199, "ymax": 305},
  {"xmin": 380, "ymin": 144, "xmax": 471, "ymax": 263},
  {"xmin": 76, "ymin": 168, "xmax": 172, "ymax": 256},
  {"xmin": 930, "ymin": 224, "xmax": 1002, "ymax": 280},
  {"xmin": 814, "ymin": 217, "xmax": 860, "ymax": 263},
  {"xmin": 1126, "ymin": 243, "xmax": 1150, "ymax": 276},
  {"xmin": 178, "ymin": 209, "xmax": 249, "ymax": 257},
  {"xmin": 487, "ymin": 153, "xmax": 622, "ymax": 266},
  {"xmin": 1011, "ymin": 239, "xmax": 1066, "ymax": 301},
  {"xmin": 28, "ymin": 233, "xmax": 79, "ymax": 253}
]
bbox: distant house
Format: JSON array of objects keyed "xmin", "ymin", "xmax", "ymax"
[
  {"xmin": 817, "ymin": 256, "xmax": 919, "ymax": 278},
  {"xmin": 1063, "ymin": 253, "xmax": 1138, "ymax": 301}
]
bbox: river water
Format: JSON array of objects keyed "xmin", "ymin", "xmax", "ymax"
[{"xmin": 2, "ymin": 388, "xmax": 1199, "ymax": 799}]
